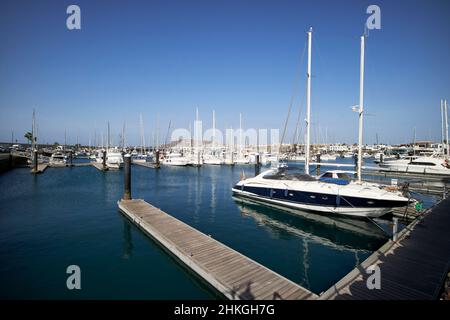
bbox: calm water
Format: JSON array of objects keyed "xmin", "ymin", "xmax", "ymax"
[{"xmin": 0, "ymin": 160, "xmax": 439, "ymax": 299}]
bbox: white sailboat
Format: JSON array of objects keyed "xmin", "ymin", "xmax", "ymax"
[
  {"xmin": 204, "ymin": 110, "xmax": 224, "ymax": 165},
  {"xmin": 189, "ymin": 108, "xmax": 203, "ymax": 166},
  {"xmin": 234, "ymin": 113, "xmax": 250, "ymax": 164},
  {"xmin": 105, "ymin": 122, "xmax": 123, "ymax": 169},
  {"xmin": 133, "ymin": 114, "xmax": 148, "ymax": 164},
  {"xmin": 163, "ymin": 152, "xmax": 190, "ymax": 166}
]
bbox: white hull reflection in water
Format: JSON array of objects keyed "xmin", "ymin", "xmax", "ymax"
[{"xmin": 233, "ymin": 196, "xmax": 388, "ymax": 251}]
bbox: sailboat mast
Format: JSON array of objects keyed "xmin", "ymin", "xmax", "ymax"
[
  {"xmin": 305, "ymin": 27, "xmax": 312, "ymax": 175},
  {"xmin": 140, "ymin": 114, "xmax": 144, "ymax": 154},
  {"xmin": 441, "ymin": 99, "xmax": 445, "ymax": 148},
  {"xmin": 123, "ymin": 121, "xmax": 126, "ymax": 150},
  {"xmin": 239, "ymin": 113, "xmax": 243, "ymax": 155},
  {"xmin": 445, "ymin": 99, "xmax": 449, "ymax": 158},
  {"xmin": 107, "ymin": 121, "xmax": 110, "ymax": 150},
  {"xmin": 357, "ymin": 35, "xmax": 365, "ymax": 182},
  {"xmin": 212, "ymin": 110, "xmax": 216, "ymax": 150},
  {"xmin": 31, "ymin": 109, "xmax": 36, "ymax": 158}
]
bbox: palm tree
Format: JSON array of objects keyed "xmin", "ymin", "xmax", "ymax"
[{"xmin": 24, "ymin": 132, "xmax": 33, "ymax": 146}]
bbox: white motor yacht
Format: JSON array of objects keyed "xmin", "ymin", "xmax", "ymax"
[
  {"xmin": 163, "ymin": 152, "xmax": 190, "ymax": 166},
  {"xmin": 379, "ymin": 156, "xmax": 450, "ymax": 175}
]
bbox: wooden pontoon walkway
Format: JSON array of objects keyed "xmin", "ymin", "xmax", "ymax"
[
  {"xmin": 118, "ymin": 199, "xmax": 317, "ymax": 300},
  {"xmin": 319, "ymin": 196, "xmax": 450, "ymax": 300}
]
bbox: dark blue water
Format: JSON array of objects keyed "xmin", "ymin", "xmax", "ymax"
[{"xmin": 0, "ymin": 161, "xmax": 438, "ymax": 299}]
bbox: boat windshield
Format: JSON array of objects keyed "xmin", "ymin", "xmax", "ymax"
[{"xmin": 263, "ymin": 167, "xmax": 316, "ymax": 181}]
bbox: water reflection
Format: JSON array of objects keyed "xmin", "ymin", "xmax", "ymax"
[
  {"xmin": 233, "ymin": 197, "xmax": 387, "ymax": 252},
  {"xmin": 122, "ymin": 220, "xmax": 133, "ymax": 260}
]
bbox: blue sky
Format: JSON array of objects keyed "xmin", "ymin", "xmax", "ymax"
[{"xmin": 0, "ymin": 0, "xmax": 449, "ymax": 146}]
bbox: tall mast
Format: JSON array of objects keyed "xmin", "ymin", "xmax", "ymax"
[
  {"xmin": 122, "ymin": 121, "xmax": 126, "ymax": 150},
  {"xmin": 140, "ymin": 114, "xmax": 144, "ymax": 154},
  {"xmin": 212, "ymin": 110, "xmax": 216, "ymax": 149},
  {"xmin": 445, "ymin": 99, "xmax": 449, "ymax": 158},
  {"xmin": 239, "ymin": 113, "xmax": 243, "ymax": 155},
  {"xmin": 305, "ymin": 27, "xmax": 312, "ymax": 175},
  {"xmin": 31, "ymin": 108, "xmax": 36, "ymax": 154},
  {"xmin": 357, "ymin": 35, "xmax": 365, "ymax": 182},
  {"xmin": 441, "ymin": 99, "xmax": 445, "ymax": 148},
  {"xmin": 107, "ymin": 121, "xmax": 110, "ymax": 150}
]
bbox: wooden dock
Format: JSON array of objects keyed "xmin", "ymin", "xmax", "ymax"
[
  {"xmin": 118, "ymin": 199, "xmax": 317, "ymax": 300},
  {"xmin": 92, "ymin": 162, "xmax": 108, "ymax": 171},
  {"xmin": 30, "ymin": 163, "xmax": 48, "ymax": 173},
  {"xmin": 319, "ymin": 196, "xmax": 450, "ymax": 300}
]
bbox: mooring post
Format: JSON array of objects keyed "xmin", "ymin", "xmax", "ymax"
[
  {"xmin": 392, "ymin": 217, "xmax": 399, "ymax": 241},
  {"xmin": 69, "ymin": 150, "xmax": 73, "ymax": 167},
  {"xmin": 380, "ymin": 153, "xmax": 384, "ymax": 163},
  {"xmin": 155, "ymin": 150, "xmax": 160, "ymax": 168},
  {"xmin": 316, "ymin": 153, "xmax": 321, "ymax": 176},
  {"xmin": 102, "ymin": 149, "xmax": 106, "ymax": 169},
  {"xmin": 255, "ymin": 154, "xmax": 260, "ymax": 176},
  {"xmin": 123, "ymin": 154, "xmax": 131, "ymax": 200},
  {"xmin": 8, "ymin": 153, "xmax": 13, "ymax": 170},
  {"xmin": 33, "ymin": 149, "xmax": 38, "ymax": 173}
]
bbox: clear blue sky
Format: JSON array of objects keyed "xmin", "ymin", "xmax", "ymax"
[{"xmin": 1, "ymin": 0, "xmax": 449, "ymax": 146}]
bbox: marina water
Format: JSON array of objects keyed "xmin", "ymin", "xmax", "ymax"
[{"xmin": 0, "ymin": 160, "xmax": 439, "ymax": 299}]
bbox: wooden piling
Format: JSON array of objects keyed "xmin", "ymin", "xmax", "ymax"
[
  {"xmin": 123, "ymin": 154, "xmax": 131, "ymax": 200},
  {"xmin": 316, "ymin": 153, "xmax": 321, "ymax": 176},
  {"xmin": 33, "ymin": 150, "xmax": 38, "ymax": 173},
  {"xmin": 255, "ymin": 154, "xmax": 260, "ymax": 176},
  {"xmin": 69, "ymin": 150, "xmax": 73, "ymax": 167},
  {"xmin": 102, "ymin": 150, "xmax": 106, "ymax": 169},
  {"xmin": 155, "ymin": 150, "xmax": 160, "ymax": 168}
]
